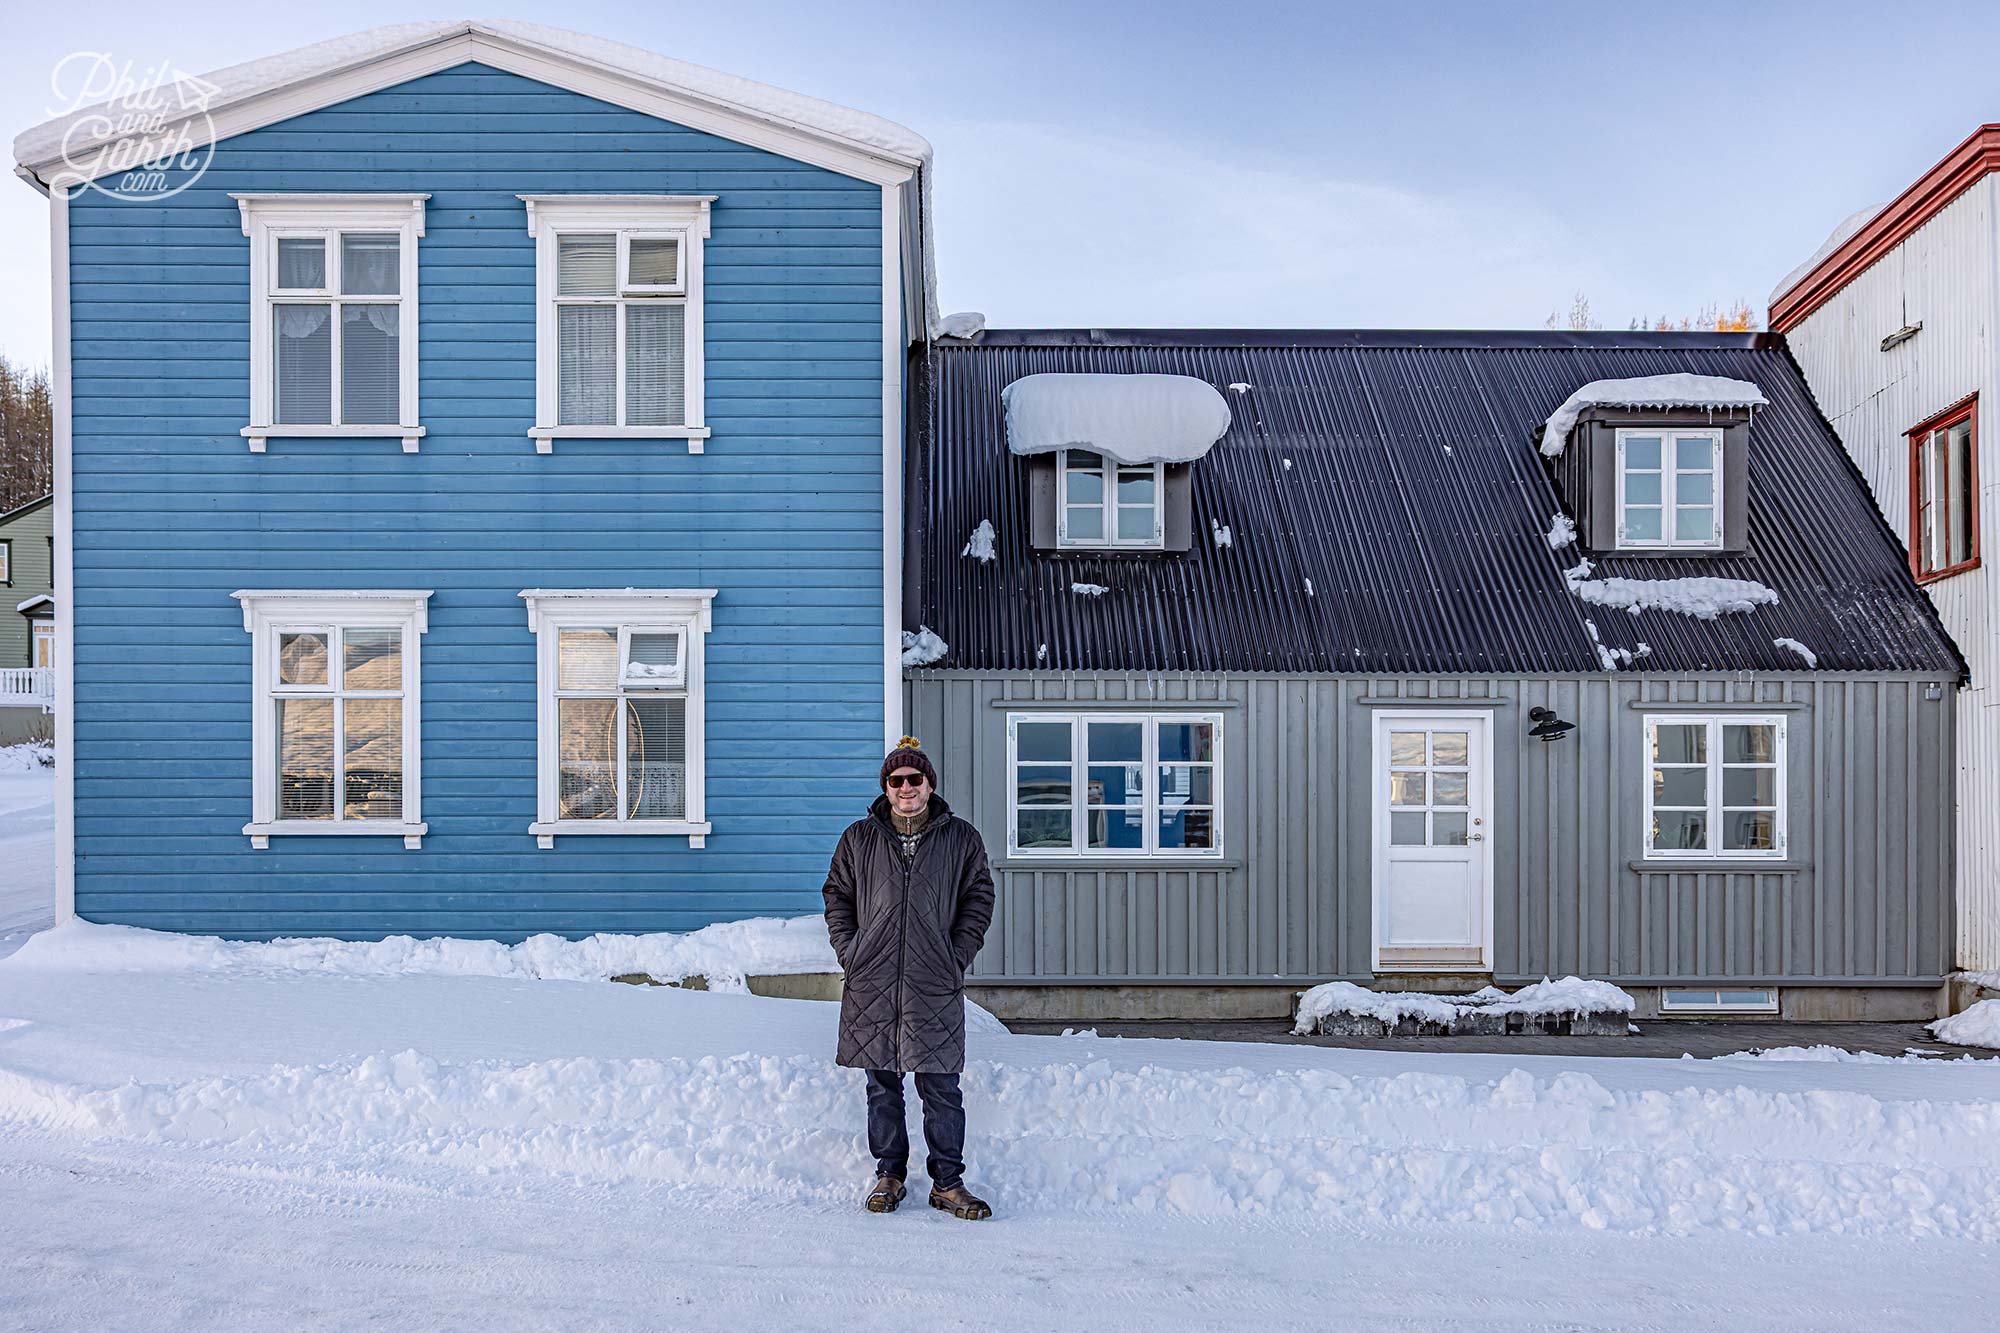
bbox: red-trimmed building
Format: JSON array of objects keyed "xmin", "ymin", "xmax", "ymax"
[{"xmin": 1771, "ymin": 126, "xmax": 2000, "ymax": 981}]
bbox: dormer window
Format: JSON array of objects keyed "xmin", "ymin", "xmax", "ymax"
[
  {"xmin": 1616, "ymin": 429, "xmax": 1722, "ymax": 549},
  {"xmin": 1059, "ymin": 451, "xmax": 1164, "ymax": 548}
]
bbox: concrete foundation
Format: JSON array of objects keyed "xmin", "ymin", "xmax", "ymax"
[
  {"xmin": 1944, "ymin": 972, "xmax": 2000, "ymax": 1017},
  {"xmin": 966, "ymin": 985, "xmax": 1298, "ymax": 1023},
  {"xmin": 611, "ymin": 972, "xmax": 844, "ymax": 1002}
]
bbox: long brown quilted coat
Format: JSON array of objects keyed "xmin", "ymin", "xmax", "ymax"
[{"xmin": 822, "ymin": 794, "xmax": 995, "ymax": 1074}]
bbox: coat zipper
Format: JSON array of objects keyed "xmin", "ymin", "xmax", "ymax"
[{"xmin": 890, "ymin": 814, "xmax": 936, "ymax": 1071}]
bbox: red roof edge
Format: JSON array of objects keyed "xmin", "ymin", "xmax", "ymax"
[{"xmin": 1771, "ymin": 124, "xmax": 2000, "ymax": 333}]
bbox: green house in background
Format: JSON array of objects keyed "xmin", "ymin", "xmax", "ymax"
[{"xmin": 0, "ymin": 493, "xmax": 55, "ymax": 743}]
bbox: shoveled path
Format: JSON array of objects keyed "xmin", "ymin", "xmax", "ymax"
[{"xmin": 1004, "ymin": 1017, "xmax": 1991, "ymax": 1060}]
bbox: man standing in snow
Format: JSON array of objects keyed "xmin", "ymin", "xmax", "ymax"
[{"xmin": 822, "ymin": 737, "xmax": 997, "ymax": 1219}]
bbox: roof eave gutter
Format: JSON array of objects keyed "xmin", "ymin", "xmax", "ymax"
[{"xmin": 14, "ymin": 163, "xmax": 50, "ymax": 197}]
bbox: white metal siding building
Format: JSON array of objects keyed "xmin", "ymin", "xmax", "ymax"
[{"xmin": 1773, "ymin": 128, "xmax": 2000, "ymax": 972}]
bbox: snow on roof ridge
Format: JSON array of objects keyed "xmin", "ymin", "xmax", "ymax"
[
  {"xmin": 1768, "ymin": 203, "xmax": 1885, "ymax": 310},
  {"xmin": 1539, "ymin": 373, "xmax": 1769, "ymax": 457},
  {"xmin": 14, "ymin": 19, "xmax": 933, "ymax": 170}
]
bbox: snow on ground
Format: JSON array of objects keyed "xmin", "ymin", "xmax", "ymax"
[
  {"xmin": 0, "ymin": 745, "xmax": 55, "ymax": 960},
  {"xmin": 1932, "ymin": 998, "xmax": 2000, "ymax": 1050},
  {"xmin": 1295, "ymin": 976, "xmax": 1634, "ymax": 1033}
]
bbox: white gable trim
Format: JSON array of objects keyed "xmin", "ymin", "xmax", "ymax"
[{"xmin": 17, "ymin": 29, "xmax": 919, "ymax": 190}]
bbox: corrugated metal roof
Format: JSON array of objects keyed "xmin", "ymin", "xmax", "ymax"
[{"xmin": 910, "ymin": 329, "xmax": 1967, "ymax": 677}]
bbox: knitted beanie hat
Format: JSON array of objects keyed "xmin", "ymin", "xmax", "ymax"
[{"xmin": 881, "ymin": 735, "xmax": 938, "ymax": 790}]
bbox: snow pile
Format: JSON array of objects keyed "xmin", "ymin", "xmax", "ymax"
[
  {"xmin": 1294, "ymin": 976, "xmax": 1634, "ymax": 1035},
  {"xmin": 1563, "ymin": 557, "xmax": 1779, "ymax": 620},
  {"xmin": 901, "ymin": 626, "xmax": 949, "ymax": 668},
  {"xmin": 1002, "ymin": 374, "xmax": 1232, "ymax": 466},
  {"xmin": 9, "ymin": 918, "xmax": 840, "ymax": 991},
  {"xmin": 1770, "ymin": 203, "xmax": 1884, "ymax": 307},
  {"xmin": 1930, "ymin": 999, "xmax": 2000, "ymax": 1050},
  {"xmin": 961, "ymin": 519, "xmax": 996, "ymax": 563},
  {"xmin": 0, "ymin": 741, "xmax": 54, "ymax": 772},
  {"xmin": 1070, "ymin": 582, "xmax": 1108, "ymax": 597},
  {"xmin": 1774, "ymin": 637, "xmax": 1818, "ymax": 668},
  {"xmin": 1540, "ymin": 375, "xmax": 1769, "ymax": 457},
  {"xmin": 1546, "ymin": 513, "xmax": 1578, "ymax": 549},
  {"xmin": 938, "ymin": 311, "xmax": 986, "ymax": 340},
  {"xmin": 1582, "ymin": 619, "xmax": 1651, "ymax": 671},
  {"xmin": 1210, "ymin": 520, "xmax": 1233, "ymax": 548},
  {"xmin": 1714, "ymin": 1045, "xmax": 1981, "ymax": 1065}
]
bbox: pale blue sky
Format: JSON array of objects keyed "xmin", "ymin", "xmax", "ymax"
[{"xmin": 4, "ymin": 1, "xmax": 1997, "ymax": 367}]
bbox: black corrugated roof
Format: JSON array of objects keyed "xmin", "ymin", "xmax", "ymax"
[{"xmin": 910, "ymin": 330, "xmax": 1966, "ymax": 677}]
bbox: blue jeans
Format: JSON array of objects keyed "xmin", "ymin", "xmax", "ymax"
[{"xmin": 864, "ymin": 1069, "xmax": 965, "ymax": 1190}]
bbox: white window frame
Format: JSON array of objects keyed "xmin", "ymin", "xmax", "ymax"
[
  {"xmin": 1056, "ymin": 450, "xmax": 1166, "ymax": 549},
  {"xmin": 521, "ymin": 196, "xmax": 713, "ymax": 453},
  {"xmin": 31, "ymin": 622, "xmax": 55, "ymax": 669},
  {"xmin": 231, "ymin": 590, "xmax": 431, "ymax": 849},
  {"xmin": 521, "ymin": 588, "xmax": 715, "ymax": 847},
  {"xmin": 233, "ymin": 194, "xmax": 428, "ymax": 453},
  {"xmin": 0, "ymin": 540, "xmax": 9, "ymax": 583},
  {"xmin": 1641, "ymin": 713, "xmax": 1787, "ymax": 861},
  {"xmin": 1615, "ymin": 428, "xmax": 1724, "ymax": 550},
  {"xmin": 1004, "ymin": 711, "xmax": 1223, "ymax": 858},
  {"xmin": 1659, "ymin": 988, "xmax": 1779, "ymax": 1014}
]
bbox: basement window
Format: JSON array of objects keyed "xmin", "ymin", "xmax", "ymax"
[{"xmin": 1660, "ymin": 988, "xmax": 1778, "ymax": 1014}]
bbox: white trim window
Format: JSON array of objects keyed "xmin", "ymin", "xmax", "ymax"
[
  {"xmin": 31, "ymin": 622, "xmax": 55, "ymax": 669},
  {"xmin": 1616, "ymin": 428, "xmax": 1723, "ymax": 549},
  {"xmin": 1057, "ymin": 450, "xmax": 1165, "ymax": 548},
  {"xmin": 231, "ymin": 590, "xmax": 431, "ymax": 849},
  {"xmin": 1660, "ymin": 987, "xmax": 1779, "ymax": 1014},
  {"xmin": 1007, "ymin": 712, "xmax": 1221, "ymax": 857},
  {"xmin": 521, "ymin": 196, "xmax": 712, "ymax": 452},
  {"xmin": 1643, "ymin": 714, "xmax": 1786, "ymax": 859},
  {"xmin": 233, "ymin": 194, "xmax": 428, "ymax": 453},
  {"xmin": 521, "ymin": 589, "xmax": 715, "ymax": 847}
]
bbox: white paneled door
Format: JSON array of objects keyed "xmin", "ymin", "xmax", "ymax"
[{"xmin": 1372, "ymin": 712, "xmax": 1493, "ymax": 971}]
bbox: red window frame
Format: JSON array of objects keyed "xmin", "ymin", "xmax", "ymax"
[{"xmin": 1907, "ymin": 396, "xmax": 1981, "ymax": 583}]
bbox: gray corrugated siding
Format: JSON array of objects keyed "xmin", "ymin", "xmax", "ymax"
[{"xmin": 908, "ymin": 671, "xmax": 1956, "ymax": 986}]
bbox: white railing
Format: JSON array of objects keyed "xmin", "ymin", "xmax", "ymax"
[{"xmin": 0, "ymin": 667, "xmax": 54, "ymax": 709}]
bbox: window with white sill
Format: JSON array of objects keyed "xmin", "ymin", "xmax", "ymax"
[
  {"xmin": 1058, "ymin": 450, "xmax": 1165, "ymax": 549},
  {"xmin": 234, "ymin": 195, "xmax": 427, "ymax": 451},
  {"xmin": 1616, "ymin": 429, "xmax": 1723, "ymax": 549},
  {"xmin": 1642, "ymin": 714, "xmax": 1786, "ymax": 859},
  {"xmin": 1007, "ymin": 713, "xmax": 1221, "ymax": 857},
  {"xmin": 521, "ymin": 590, "xmax": 713, "ymax": 846},
  {"xmin": 232, "ymin": 591, "xmax": 430, "ymax": 848},
  {"xmin": 521, "ymin": 196, "xmax": 710, "ymax": 450}
]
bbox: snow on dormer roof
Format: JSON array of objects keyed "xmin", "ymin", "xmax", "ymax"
[{"xmin": 1539, "ymin": 374, "xmax": 1768, "ymax": 457}]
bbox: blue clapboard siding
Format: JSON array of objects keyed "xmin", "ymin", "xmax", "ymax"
[{"xmin": 67, "ymin": 63, "xmax": 887, "ymax": 939}]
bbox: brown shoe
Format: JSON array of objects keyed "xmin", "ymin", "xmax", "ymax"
[
  {"xmin": 928, "ymin": 1183, "xmax": 992, "ymax": 1220},
  {"xmin": 865, "ymin": 1174, "xmax": 906, "ymax": 1213}
]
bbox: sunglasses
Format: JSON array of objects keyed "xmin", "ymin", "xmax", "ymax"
[{"xmin": 885, "ymin": 773, "xmax": 928, "ymax": 789}]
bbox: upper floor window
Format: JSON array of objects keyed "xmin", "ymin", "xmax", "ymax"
[
  {"xmin": 521, "ymin": 196, "xmax": 711, "ymax": 452},
  {"xmin": 0, "ymin": 540, "xmax": 9, "ymax": 584},
  {"xmin": 234, "ymin": 194, "xmax": 428, "ymax": 452},
  {"xmin": 1058, "ymin": 451, "xmax": 1164, "ymax": 548},
  {"xmin": 232, "ymin": 590, "xmax": 432, "ymax": 849},
  {"xmin": 1007, "ymin": 712, "xmax": 1221, "ymax": 857},
  {"xmin": 1642, "ymin": 714, "xmax": 1786, "ymax": 860},
  {"xmin": 1617, "ymin": 429, "xmax": 1722, "ymax": 549},
  {"xmin": 1909, "ymin": 398, "xmax": 1980, "ymax": 582},
  {"xmin": 521, "ymin": 589, "xmax": 714, "ymax": 847}
]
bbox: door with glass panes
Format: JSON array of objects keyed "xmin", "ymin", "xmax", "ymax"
[{"xmin": 1372, "ymin": 712, "xmax": 1493, "ymax": 970}]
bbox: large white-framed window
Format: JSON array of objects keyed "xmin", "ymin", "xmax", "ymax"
[
  {"xmin": 521, "ymin": 196, "xmax": 712, "ymax": 453},
  {"xmin": 233, "ymin": 194, "xmax": 428, "ymax": 453},
  {"xmin": 1616, "ymin": 428, "xmax": 1723, "ymax": 549},
  {"xmin": 1642, "ymin": 714, "xmax": 1786, "ymax": 860},
  {"xmin": 521, "ymin": 589, "xmax": 715, "ymax": 847},
  {"xmin": 1006, "ymin": 712, "xmax": 1221, "ymax": 857},
  {"xmin": 1057, "ymin": 450, "xmax": 1165, "ymax": 548},
  {"xmin": 232, "ymin": 590, "xmax": 431, "ymax": 849}
]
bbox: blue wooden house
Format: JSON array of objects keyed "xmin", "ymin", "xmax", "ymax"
[{"xmin": 12, "ymin": 21, "xmax": 931, "ymax": 938}]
